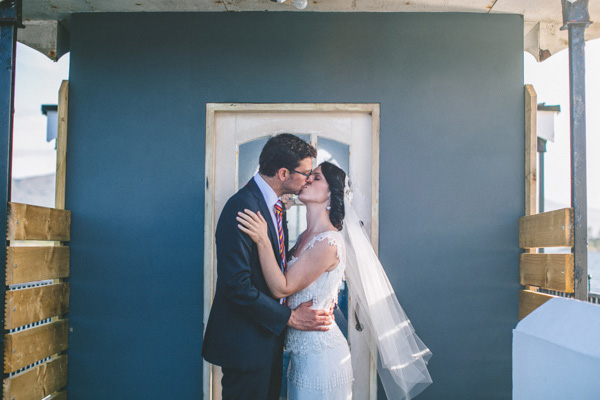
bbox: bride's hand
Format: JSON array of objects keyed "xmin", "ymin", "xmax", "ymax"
[{"xmin": 236, "ymin": 209, "xmax": 269, "ymax": 245}]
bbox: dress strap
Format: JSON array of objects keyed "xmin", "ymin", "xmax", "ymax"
[{"xmin": 304, "ymin": 231, "xmax": 344, "ymax": 262}]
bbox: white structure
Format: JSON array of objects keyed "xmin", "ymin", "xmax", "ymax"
[
  {"xmin": 537, "ymin": 103, "xmax": 560, "ymax": 143},
  {"xmin": 513, "ymin": 297, "xmax": 600, "ymax": 400},
  {"xmin": 41, "ymin": 104, "xmax": 58, "ymax": 143}
]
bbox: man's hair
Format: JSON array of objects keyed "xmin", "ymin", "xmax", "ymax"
[{"xmin": 259, "ymin": 134, "xmax": 317, "ymax": 177}]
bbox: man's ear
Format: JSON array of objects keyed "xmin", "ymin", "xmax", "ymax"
[{"xmin": 277, "ymin": 168, "xmax": 290, "ymax": 181}]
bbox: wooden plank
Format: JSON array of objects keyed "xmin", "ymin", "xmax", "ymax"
[
  {"xmin": 55, "ymin": 80, "xmax": 69, "ymax": 211},
  {"xmin": 370, "ymin": 104, "xmax": 380, "ymax": 256},
  {"xmin": 6, "ymin": 246, "xmax": 70, "ymax": 285},
  {"xmin": 4, "ymin": 319, "xmax": 68, "ymax": 373},
  {"xmin": 524, "ymin": 84, "xmax": 537, "ymax": 217},
  {"xmin": 520, "ymin": 253, "xmax": 574, "ymax": 293},
  {"xmin": 519, "ymin": 290, "xmax": 556, "ymax": 320},
  {"xmin": 204, "ymin": 103, "xmax": 217, "ymax": 400},
  {"xmin": 368, "ymin": 104, "xmax": 380, "ymax": 400},
  {"xmin": 6, "ymin": 203, "xmax": 71, "ymax": 241},
  {"xmin": 519, "ymin": 208, "xmax": 574, "ymax": 248},
  {"xmin": 5, "ymin": 283, "xmax": 70, "ymax": 330},
  {"xmin": 524, "ymin": 85, "xmax": 537, "ymax": 255},
  {"xmin": 207, "ymin": 103, "xmax": 379, "ymax": 113},
  {"xmin": 3, "ymin": 355, "xmax": 67, "ymax": 400}
]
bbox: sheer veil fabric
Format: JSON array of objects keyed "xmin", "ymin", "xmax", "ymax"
[{"xmin": 342, "ymin": 178, "xmax": 432, "ymax": 399}]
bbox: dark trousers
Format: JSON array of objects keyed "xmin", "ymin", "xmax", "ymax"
[{"xmin": 221, "ymin": 338, "xmax": 284, "ymax": 400}]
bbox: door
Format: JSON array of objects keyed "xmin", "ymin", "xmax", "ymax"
[{"xmin": 203, "ymin": 103, "xmax": 380, "ymax": 400}]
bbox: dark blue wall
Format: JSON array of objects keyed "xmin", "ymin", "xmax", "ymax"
[{"xmin": 67, "ymin": 12, "xmax": 523, "ymax": 399}]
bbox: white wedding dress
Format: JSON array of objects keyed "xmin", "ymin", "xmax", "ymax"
[{"xmin": 285, "ymin": 231, "xmax": 353, "ymax": 400}]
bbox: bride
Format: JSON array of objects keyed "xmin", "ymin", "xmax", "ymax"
[{"xmin": 236, "ymin": 161, "xmax": 432, "ymax": 400}]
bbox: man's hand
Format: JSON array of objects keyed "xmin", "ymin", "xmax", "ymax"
[
  {"xmin": 287, "ymin": 300, "xmax": 333, "ymax": 331},
  {"xmin": 329, "ymin": 300, "xmax": 336, "ymax": 321}
]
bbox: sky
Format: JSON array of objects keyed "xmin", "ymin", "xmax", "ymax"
[
  {"xmin": 524, "ymin": 39, "xmax": 600, "ymax": 214},
  {"xmin": 13, "ymin": 43, "xmax": 69, "ymax": 178},
  {"xmin": 11, "ymin": 38, "xmax": 600, "ymax": 214}
]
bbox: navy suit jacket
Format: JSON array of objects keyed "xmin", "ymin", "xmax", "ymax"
[{"xmin": 202, "ymin": 178, "xmax": 292, "ymax": 370}]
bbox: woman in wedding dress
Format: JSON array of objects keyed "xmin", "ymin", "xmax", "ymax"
[{"xmin": 237, "ymin": 161, "xmax": 432, "ymax": 400}]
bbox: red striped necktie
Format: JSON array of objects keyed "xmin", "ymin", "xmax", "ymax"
[{"xmin": 274, "ymin": 199, "xmax": 287, "ymax": 305}]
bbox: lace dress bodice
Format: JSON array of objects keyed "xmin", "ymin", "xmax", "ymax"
[
  {"xmin": 285, "ymin": 231, "xmax": 347, "ymax": 354},
  {"xmin": 286, "ymin": 231, "xmax": 346, "ymax": 312}
]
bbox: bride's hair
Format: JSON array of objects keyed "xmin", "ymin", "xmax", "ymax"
[{"xmin": 320, "ymin": 161, "xmax": 346, "ymax": 231}]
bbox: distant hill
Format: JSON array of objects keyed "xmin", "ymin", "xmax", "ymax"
[{"xmin": 11, "ymin": 173, "xmax": 55, "ymax": 208}]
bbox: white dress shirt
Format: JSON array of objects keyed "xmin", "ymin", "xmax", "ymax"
[
  {"xmin": 253, "ymin": 172, "xmax": 280, "ymax": 236},
  {"xmin": 253, "ymin": 173, "xmax": 287, "ymax": 304}
]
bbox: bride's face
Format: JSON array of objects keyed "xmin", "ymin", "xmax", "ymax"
[{"xmin": 298, "ymin": 166, "xmax": 330, "ymax": 206}]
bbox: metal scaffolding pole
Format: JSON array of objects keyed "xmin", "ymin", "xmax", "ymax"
[
  {"xmin": 538, "ymin": 137, "xmax": 547, "ymax": 254},
  {"xmin": 561, "ymin": 0, "xmax": 592, "ymax": 301}
]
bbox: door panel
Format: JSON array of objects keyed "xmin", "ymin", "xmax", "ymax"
[{"xmin": 204, "ymin": 104, "xmax": 379, "ymax": 400}]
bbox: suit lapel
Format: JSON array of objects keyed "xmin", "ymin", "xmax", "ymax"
[{"xmin": 246, "ymin": 179, "xmax": 283, "ymax": 265}]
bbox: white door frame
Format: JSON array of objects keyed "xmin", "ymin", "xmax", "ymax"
[{"xmin": 203, "ymin": 103, "xmax": 380, "ymax": 400}]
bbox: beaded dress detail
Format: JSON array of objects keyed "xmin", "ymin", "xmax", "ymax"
[{"xmin": 285, "ymin": 231, "xmax": 353, "ymax": 400}]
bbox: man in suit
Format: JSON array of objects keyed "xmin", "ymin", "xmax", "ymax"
[{"xmin": 202, "ymin": 134, "xmax": 333, "ymax": 400}]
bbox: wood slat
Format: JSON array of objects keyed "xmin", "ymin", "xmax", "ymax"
[
  {"xmin": 4, "ymin": 319, "xmax": 68, "ymax": 373},
  {"xmin": 3, "ymin": 355, "xmax": 67, "ymax": 400},
  {"xmin": 208, "ymin": 103, "xmax": 379, "ymax": 113},
  {"xmin": 6, "ymin": 246, "xmax": 70, "ymax": 285},
  {"xmin": 520, "ymin": 253, "xmax": 574, "ymax": 292},
  {"xmin": 7, "ymin": 203, "xmax": 71, "ymax": 241},
  {"xmin": 519, "ymin": 208, "xmax": 574, "ymax": 249},
  {"xmin": 524, "ymin": 84, "xmax": 537, "ymax": 218},
  {"xmin": 5, "ymin": 283, "xmax": 70, "ymax": 330},
  {"xmin": 524, "ymin": 84, "xmax": 537, "ymax": 255},
  {"xmin": 55, "ymin": 80, "xmax": 69, "ymax": 211},
  {"xmin": 519, "ymin": 290, "xmax": 556, "ymax": 320}
]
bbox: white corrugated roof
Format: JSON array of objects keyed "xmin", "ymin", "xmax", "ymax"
[{"xmin": 20, "ymin": 0, "xmax": 599, "ymax": 61}]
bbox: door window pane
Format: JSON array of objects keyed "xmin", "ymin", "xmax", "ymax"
[
  {"xmin": 286, "ymin": 203, "xmax": 306, "ymax": 249},
  {"xmin": 317, "ymin": 137, "xmax": 349, "ymax": 174},
  {"xmin": 238, "ymin": 137, "xmax": 269, "ymax": 190}
]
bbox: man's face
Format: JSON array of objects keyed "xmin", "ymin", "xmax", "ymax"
[{"xmin": 282, "ymin": 157, "xmax": 313, "ymax": 195}]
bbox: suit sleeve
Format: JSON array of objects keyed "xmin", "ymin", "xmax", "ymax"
[{"xmin": 215, "ymin": 197, "xmax": 292, "ymax": 336}]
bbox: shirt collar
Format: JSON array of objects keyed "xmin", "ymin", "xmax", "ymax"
[{"xmin": 253, "ymin": 172, "xmax": 279, "ymax": 209}]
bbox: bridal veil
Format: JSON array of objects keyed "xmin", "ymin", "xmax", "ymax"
[{"xmin": 341, "ymin": 178, "xmax": 432, "ymax": 399}]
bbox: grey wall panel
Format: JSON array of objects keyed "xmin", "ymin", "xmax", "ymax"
[{"xmin": 67, "ymin": 12, "xmax": 523, "ymax": 399}]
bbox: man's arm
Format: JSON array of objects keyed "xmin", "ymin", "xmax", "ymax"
[
  {"xmin": 216, "ymin": 197, "xmax": 291, "ymax": 336},
  {"xmin": 288, "ymin": 301, "xmax": 333, "ymax": 331}
]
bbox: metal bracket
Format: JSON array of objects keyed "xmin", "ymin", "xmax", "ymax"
[{"xmin": 561, "ymin": 0, "xmax": 593, "ymax": 30}]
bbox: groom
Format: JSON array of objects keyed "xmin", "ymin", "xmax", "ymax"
[{"xmin": 202, "ymin": 134, "xmax": 333, "ymax": 400}]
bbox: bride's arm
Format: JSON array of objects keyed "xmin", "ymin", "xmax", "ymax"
[{"xmin": 237, "ymin": 209, "xmax": 338, "ymax": 299}]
